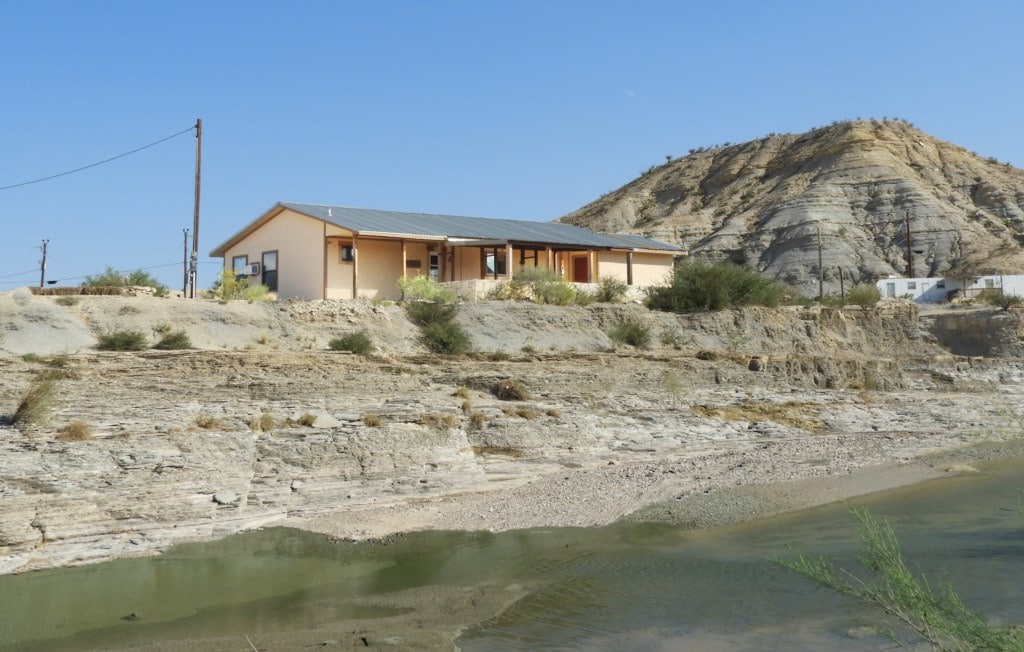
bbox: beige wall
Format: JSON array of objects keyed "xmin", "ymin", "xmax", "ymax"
[
  {"xmin": 596, "ymin": 251, "xmax": 674, "ymax": 287},
  {"xmin": 354, "ymin": 238, "xmax": 403, "ymax": 300},
  {"xmin": 222, "ymin": 208, "xmax": 325, "ymax": 299}
]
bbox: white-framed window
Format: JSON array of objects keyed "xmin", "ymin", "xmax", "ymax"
[
  {"xmin": 985, "ymin": 278, "xmax": 995, "ymax": 288},
  {"xmin": 340, "ymin": 244, "xmax": 354, "ymax": 263},
  {"xmin": 907, "ymin": 281, "xmax": 917, "ymax": 290},
  {"xmin": 232, "ymin": 255, "xmax": 248, "ymax": 274}
]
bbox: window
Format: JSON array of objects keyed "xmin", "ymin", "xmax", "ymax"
[
  {"xmin": 906, "ymin": 281, "xmax": 916, "ymax": 290},
  {"xmin": 428, "ymin": 252, "xmax": 440, "ymax": 281},
  {"xmin": 262, "ymin": 251, "xmax": 278, "ymax": 292},
  {"xmin": 985, "ymin": 279, "xmax": 995, "ymax": 288},
  {"xmin": 232, "ymin": 255, "xmax": 248, "ymax": 274},
  {"xmin": 937, "ymin": 281, "xmax": 945, "ymax": 289},
  {"xmin": 340, "ymin": 244, "xmax": 354, "ymax": 262}
]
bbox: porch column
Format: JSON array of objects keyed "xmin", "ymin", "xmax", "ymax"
[
  {"xmin": 506, "ymin": 243, "xmax": 514, "ymax": 280},
  {"xmin": 626, "ymin": 251, "xmax": 634, "ymax": 286},
  {"xmin": 589, "ymin": 251, "xmax": 597, "ymax": 282},
  {"xmin": 546, "ymin": 247, "xmax": 553, "ymax": 273},
  {"xmin": 322, "ymin": 226, "xmax": 328, "ymax": 300},
  {"xmin": 401, "ymin": 239, "xmax": 407, "ymax": 280},
  {"xmin": 352, "ymin": 234, "xmax": 359, "ymax": 299}
]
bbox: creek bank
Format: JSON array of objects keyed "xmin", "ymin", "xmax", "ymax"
[{"xmin": 1, "ymin": 293, "xmax": 1023, "ymax": 573}]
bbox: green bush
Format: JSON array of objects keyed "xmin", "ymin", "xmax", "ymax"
[
  {"xmin": 978, "ymin": 289, "xmax": 1023, "ymax": 311},
  {"xmin": 844, "ymin": 284, "xmax": 881, "ymax": 307},
  {"xmin": 397, "ymin": 275, "xmax": 457, "ymax": 303},
  {"xmin": 153, "ymin": 331, "xmax": 191, "ymax": 350},
  {"xmin": 55, "ymin": 296, "xmax": 79, "ymax": 307},
  {"xmin": 608, "ymin": 317, "xmax": 652, "ymax": 347},
  {"xmin": 500, "ymin": 267, "xmax": 578, "ymax": 305},
  {"xmin": 645, "ymin": 260, "xmax": 785, "ymax": 312},
  {"xmin": 97, "ymin": 330, "xmax": 147, "ymax": 351},
  {"xmin": 213, "ymin": 270, "xmax": 272, "ymax": 301},
  {"xmin": 82, "ymin": 266, "xmax": 168, "ymax": 294},
  {"xmin": 405, "ymin": 300, "xmax": 471, "ymax": 355},
  {"xmin": 594, "ymin": 276, "xmax": 628, "ymax": 303},
  {"xmin": 329, "ymin": 330, "xmax": 373, "ymax": 354}
]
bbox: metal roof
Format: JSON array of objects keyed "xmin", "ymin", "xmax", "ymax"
[{"xmin": 281, "ymin": 203, "xmax": 684, "ymax": 251}]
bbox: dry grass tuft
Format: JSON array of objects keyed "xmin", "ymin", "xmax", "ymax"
[
  {"xmin": 546, "ymin": 408, "xmax": 561, "ymax": 418},
  {"xmin": 56, "ymin": 420, "xmax": 93, "ymax": 441},
  {"xmin": 471, "ymin": 445, "xmax": 524, "ymax": 458},
  {"xmin": 470, "ymin": 412, "xmax": 487, "ymax": 429},
  {"xmin": 362, "ymin": 413, "xmax": 383, "ymax": 427},
  {"xmin": 461, "ymin": 400, "xmax": 473, "ymax": 413},
  {"xmin": 298, "ymin": 413, "xmax": 317, "ymax": 427},
  {"xmin": 13, "ymin": 370, "xmax": 61, "ymax": 427},
  {"xmin": 195, "ymin": 414, "xmax": 223, "ymax": 430},
  {"xmin": 453, "ymin": 386, "xmax": 471, "ymax": 399},
  {"xmin": 515, "ymin": 407, "xmax": 539, "ymax": 420},
  {"xmin": 692, "ymin": 400, "xmax": 822, "ymax": 432},
  {"xmin": 418, "ymin": 412, "xmax": 460, "ymax": 429}
]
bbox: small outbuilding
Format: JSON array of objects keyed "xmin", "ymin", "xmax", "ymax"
[{"xmin": 210, "ymin": 203, "xmax": 684, "ymax": 300}]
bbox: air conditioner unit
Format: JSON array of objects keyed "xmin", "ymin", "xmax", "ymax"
[{"xmin": 249, "ymin": 263, "xmax": 261, "ymax": 275}]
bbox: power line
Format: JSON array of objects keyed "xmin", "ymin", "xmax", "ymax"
[
  {"xmin": 0, "ymin": 267, "xmax": 41, "ymax": 280},
  {"xmin": 0, "ymin": 125, "xmax": 196, "ymax": 191}
]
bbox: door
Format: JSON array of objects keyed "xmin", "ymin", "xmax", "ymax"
[
  {"xmin": 572, "ymin": 256, "xmax": 589, "ymax": 283},
  {"xmin": 885, "ymin": 282, "xmax": 896, "ymax": 298},
  {"xmin": 262, "ymin": 251, "xmax": 278, "ymax": 292}
]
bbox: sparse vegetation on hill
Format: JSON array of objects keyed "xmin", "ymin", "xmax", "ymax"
[
  {"xmin": 97, "ymin": 330, "xmax": 147, "ymax": 351},
  {"xmin": 329, "ymin": 330, "xmax": 373, "ymax": 354},
  {"xmin": 82, "ymin": 266, "xmax": 168, "ymax": 296}
]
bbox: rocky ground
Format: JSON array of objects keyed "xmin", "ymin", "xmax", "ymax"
[{"xmin": 1, "ymin": 290, "xmax": 1023, "ymax": 575}]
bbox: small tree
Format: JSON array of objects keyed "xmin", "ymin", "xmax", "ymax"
[{"xmin": 645, "ymin": 260, "xmax": 785, "ymax": 312}]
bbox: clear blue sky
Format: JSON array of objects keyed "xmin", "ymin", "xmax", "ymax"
[{"xmin": 2, "ymin": 0, "xmax": 1021, "ymax": 290}]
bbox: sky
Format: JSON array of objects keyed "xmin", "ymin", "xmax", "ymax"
[{"xmin": 2, "ymin": 0, "xmax": 1023, "ymax": 291}]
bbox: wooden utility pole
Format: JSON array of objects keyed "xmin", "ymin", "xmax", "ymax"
[
  {"xmin": 904, "ymin": 209, "xmax": 913, "ymax": 278},
  {"xmin": 39, "ymin": 239, "xmax": 49, "ymax": 288},
  {"xmin": 182, "ymin": 229, "xmax": 190, "ymax": 295},
  {"xmin": 189, "ymin": 118, "xmax": 202, "ymax": 298},
  {"xmin": 816, "ymin": 225, "xmax": 824, "ymax": 299}
]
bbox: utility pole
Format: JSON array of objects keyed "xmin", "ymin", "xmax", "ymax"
[
  {"xmin": 189, "ymin": 118, "xmax": 203, "ymax": 298},
  {"xmin": 39, "ymin": 239, "xmax": 49, "ymax": 288},
  {"xmin": 182, "ymin": 229, "xmax": 190, "ymax": 295},
  {"xmin": 904, "ymin": 209, "xmax": 914, "ymax": 278},
  {"xmin": 816, "ymin": 225, "xmax": 824, "ymax": 300}
]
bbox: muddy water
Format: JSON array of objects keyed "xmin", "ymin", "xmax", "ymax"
[{"xmin": 2, "ymin": 460, "xmax": 1023, "ymax": 651}]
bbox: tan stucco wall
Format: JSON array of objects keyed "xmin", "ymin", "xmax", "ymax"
[
  {"xmin": 222, "ymin": 209, "xmax": 325, "ymax": 299},
  {"xmin": 326, "ymin": 239, "xmax": 353, "ymax": 300},
  {"xmin": 355, "ymin": 238, "xmax": 403, "ymax": 300},
  {"xmin": 597, "ymin": 251, "xmax": 674, "ymax": 287}
]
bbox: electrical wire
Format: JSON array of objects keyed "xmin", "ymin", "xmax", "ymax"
[
  {"xmin": 0, "ymin": 125, "xmax": 195, "ymax": 191},
  {"xmin": 0, "ymin": 267, "xmax": 40, "ymax": 280}
]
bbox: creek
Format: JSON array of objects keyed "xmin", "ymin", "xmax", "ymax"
[{"xmin": 2, "ymin": 460, "xmax": 1023, "ymax": 651}]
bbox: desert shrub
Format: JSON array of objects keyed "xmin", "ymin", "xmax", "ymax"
[
  {"xmin": 118, "ymin": 304, "xmax": 141, "ymax": 315},
  {"xmin": 47, "ymin": 355, "xmax": 70, "ymax": 368},
  {"xmin": 13, "ymin": 370, "xmax": 61, "ymax": 426},
  {"xmin": 845, "ymin": 284, "xmax": 881, "ymax": 307},
  {"xmin": 82, "ymin": 266, "xmax": 168, "ymax": 294},
  {"xmin": 420, "ymin": 321, "xmax": 472, "ymax": 354},
  {"xmin": 608, "ymin": 317, "xmax": 652, "ymax": 348},
  {"xmin": 546, "ymin": 408, "xmax": 561, "ymax": 418},
  {"xmin": 418, "ymin": 412, "xmax": 459, "ymax": 429},
  {"xmin": 595, "ymin": 276, "xmax": 628, "ymax": 303},
  {"xmin": 645, "ymin": 260, "xmax": 785, "ymax": 312},
  {"xmin": 21, "ymin": 353, "xmax": 44, "ymax": 363},
  {"xmin": 397, "ymin": 275, "xmax": 457, "ymax": 303},
  {"xmin": 504, "ymin": 267, "xmax": 578, "ymax": 305},
  {"xmin": 495, "ymin": 379, "xmax": 529, "ymax": 401},
  {"xmin": 153, "ymin": 331, "xmax": 191, "ymax": 350},
  {"xmin": 97, "ymin": 330, "xmax": 147, "ymax": 351},
  {"xmin": 194, "ymin": 414, "xmax": 222, "ymax": 429},
  {"xmin": 573, "ymin": 289, "xmax": 596, "ymax": 305},
  {"xmin": 329, "ymin": 330, "xmax": 373, "ymax": 354},
  {"xmin": 249, "ymin": 411, "xmax": 276, "ymax": 432},
  {"xmin": 214, "ymin": 270, "xmax": 272, "ymax": 301},
  {"xmin": 55, "ymin": 296, "xmax": 79, "ymax": 307},
  {"xmin": 978, "ymin": 289, "xmax": 1023, "ymax": 311},
  {"xmin": 470, "ymin": 412, "xmax": 487, "ymax": 429},
  {"xmin": 362, "ymin": 413, "xmax": 383, "ymax": 427},
  {"xmin": 405, "ymin": 301, "xmax": 471, "ymax": 354},
  {"xmin": 453, "ymin": 386, "xmax": 471, "ymax": 399},
  {"xmin": 535, "ymin": 280, "xmax": 577, "ymax": 305},
  {"xmin": 298, "ymin": 413, "xmax": 317, "ymax": 427},
  {"xmin": 56, "ymin": 420, "xmax": 93, "ymax": 441}
]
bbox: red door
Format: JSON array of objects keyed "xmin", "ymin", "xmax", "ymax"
[{"xmin": 573, "ymin": 256, "xmax": 589, "ymax": 283}]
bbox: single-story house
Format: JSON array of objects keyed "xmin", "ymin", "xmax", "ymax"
[
  {"xmin": 210, "ymin": 203, "xmax": 685, "ymax": 300},
  {"xmin": 876, "ymin": 274, "xmax": 1024, "ymax": 303}
]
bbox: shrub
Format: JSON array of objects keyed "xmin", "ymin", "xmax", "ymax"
[
  {"xmin": 978, "ymin": 289, "xmax": 1023, "ymax": 311},
  {"xmin": 420, "ymin": 321, "xmax": 472, "ymax": 354},
  {"xmin": 594, "ymin": 276, "xmax": 628, "ymax": 303},
  {"xmin": 194, "ymin": 415, "xmax": 222, "ymax": 429},
  {"xmin": 249, "ymin": 411, "xmax": 276, "ymax": 432},
  {"xmin": 55, "ymin": 296, "xmax": 79, "ymax": 307},
  {"xmin": 504, "ymin": 267, "xmax": 578, "ymax": 305},
  {"xmin": 119, "ymin": 304, "xmax": 141, "ymax": 315},
  {"xmin": 405, "ymin": 301, "xmax": 472, "ymax": 355},
  {"xmin": 214, "ymin": 270, "xmax": 272, "ymax": 301},
  {"xmin": 535, "ymin": 280, "xmax": 577, "ymax": 305},
  {"xmin": 56, "ymin": 420, "xmax": 93, "ymax": 441},
  {"xmin": 470, "ymin": 412, "xmax": 487, "ymax": 429},
  {"xmin": 13, "ymin": 370, "xmax": 61, "ymax": 426},
  {"xmin": 453, "ymin": 386, "xmax": 471, "ymax": 399},
  {"xmin": 362, "ymin": 413, "xmax": 383, "ymax": 427},
  {"xmin": 21, "ymin": 353, "xmax": 44, "ymax": 363},
  {"xmin": 329, "ymin": 330, "xmax": 373, "ymax": 354},
  {"xmin": 397, "ymin": 275, "xmax": 457, "ymax": 303},
  {"xmin": 844, "ymin": 284, "xmax": 881, "ymax": 307},
  {"xmin": 495, "ymin": 379, "xmax": 529, "ymax": 401},
  {"xmin": 153, "ymin": 331, "xmax": 191, "ymax": 350},
  {"xmin": 81, "ymin": 266, "xmax": 168, "ymax": 294},
  {"xmin": 608, "ymin": 317, "xmax": 652, "ymax": 347},
  {"xmin": 97, "ymin": 330, "xmax": 147, "ymax": 351},
  {"xmin": 417, "ymin": 412, "xmax": 459, "ymax": 429},
  {"xmin": 645, "ymin": 260, "xmax": 785, "ymax": 312},
  {"xmin": 298, "ymin": 413, "xmax": 317, "ymax": 427}
]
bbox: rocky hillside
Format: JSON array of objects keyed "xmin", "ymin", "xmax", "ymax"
[{"xmin": 560, "ymin": 119, "xmax": 1024, "ymax": 294}]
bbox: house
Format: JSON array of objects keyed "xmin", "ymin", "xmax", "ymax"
[
  {"xmin": 876, "ymin": 274, "xmax": 1024, "ymax": 303},
  {"xmin": 209, "ymin": 203, "xmax": 685, "ymax": 300}
]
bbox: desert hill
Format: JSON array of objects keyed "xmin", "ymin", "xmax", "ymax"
[{"xmin": 560, "ymin": 119, "xmax": 1024, "ymax": 294}]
